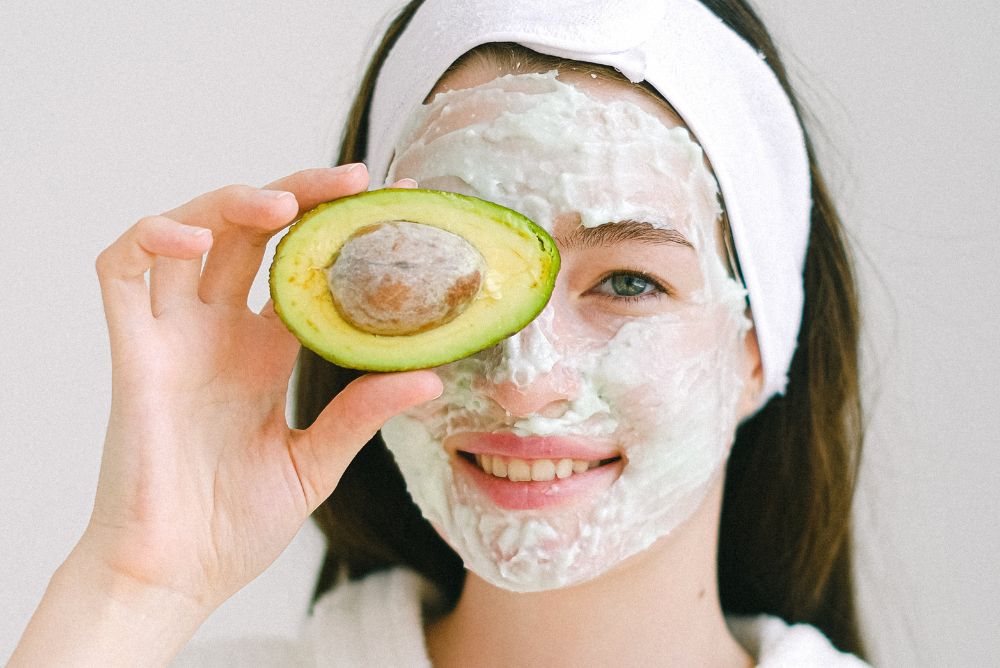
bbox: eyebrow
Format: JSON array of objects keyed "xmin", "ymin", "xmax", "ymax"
[{"xmin": 554, "ymin": 220, "xmax": 694, "ymax": 250}]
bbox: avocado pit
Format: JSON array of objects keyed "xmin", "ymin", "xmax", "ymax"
[
  {"xmin": 327, "ymin": 220, "xmax": 486, "ymax": 336},
  {"xmin": 269, "ymin": 188, "xmax": 560, "ymax": 371}
]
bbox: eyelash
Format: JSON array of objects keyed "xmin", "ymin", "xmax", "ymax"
[{"xmin": 591, "ymin": 269, "xmax": 670, "ymax": 303}]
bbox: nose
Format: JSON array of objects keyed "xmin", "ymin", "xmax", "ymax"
[
  {"xmin": 475, "ymin": 308, "xmax": 579, "ymax": 418},
  {"xmin": 477, "ymin": 365, "xmax": 579, "ymax": 417}
]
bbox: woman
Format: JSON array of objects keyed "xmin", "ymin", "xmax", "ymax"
[{"xmin": 11, "ymin": 0, "xmax": 866, "ymax": 665}]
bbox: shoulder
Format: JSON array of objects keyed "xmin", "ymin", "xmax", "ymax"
[
  {"xmin": 727, "ymin": 615, "xmax": 870, "ymax": 668},
  {"xmin": 303, "ymin": 567, "xmax": 439, "ymax": 667}
]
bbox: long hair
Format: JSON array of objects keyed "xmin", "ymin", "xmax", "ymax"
[{"xmin": 294, "ymin": 0, "xmax": 866, "ymax": 657}]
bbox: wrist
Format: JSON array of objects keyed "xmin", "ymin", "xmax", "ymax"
[
  {"xmin": 60, "ymin": 541, "xmax": 213, "ymax": 619},
  {"xmin": 10, "ymin": 545, "xmax": 212, "ymax": 667}
]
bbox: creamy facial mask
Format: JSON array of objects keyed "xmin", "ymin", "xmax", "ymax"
[{"xmin": 380, "ymin": 71, "xmax": 750, "ymax": 592}]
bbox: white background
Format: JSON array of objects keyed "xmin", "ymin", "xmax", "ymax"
[{"xmin": 2, "ymin": 1, "xmax": 997, "ymax": 665}]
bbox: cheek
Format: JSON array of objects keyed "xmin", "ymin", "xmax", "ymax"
[
  {"xmin": 595, "ymin": 311, "xmax": 747, "ymax": 448},
  {"xmin": 399, "ymin": 357, "xmax": 505, "ymax": 437}
]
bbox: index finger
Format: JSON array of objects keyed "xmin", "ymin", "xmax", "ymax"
[
  {"xmin": 263, "ymin": 163, "xmax": 371, "ymax": 219},
  {"xmin": 190, "ymin": 164, "xmax": 370, "ymax": 305},
  {"xmin": 163, "ymin": 163, "xmax": 369, "ymax": 234}
]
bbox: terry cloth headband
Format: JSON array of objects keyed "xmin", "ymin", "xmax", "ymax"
[{"xmin": 365, "ymin": 0, "xmax": 811, "ymax": 401}]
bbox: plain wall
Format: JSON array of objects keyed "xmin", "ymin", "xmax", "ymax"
[{"xmin": 2, "ymin": 1, "xmax": 997, "ymax": 665}]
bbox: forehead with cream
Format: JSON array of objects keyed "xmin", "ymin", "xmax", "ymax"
[
  {"xmin": 389, "ymin": 70, "xmax": 730, "ymax": 298},
  {"xmin": 431, "ymin": 59, "xmax": 684, "ymax": 127}
]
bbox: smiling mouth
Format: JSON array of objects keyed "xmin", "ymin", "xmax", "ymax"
[
  {"xmin": 458, "ymin": 451, "xmax": 622, "ymax": 483},
  {"xmin": 445, "ymin": 432, "xmax": 625, "ymax": 510}
]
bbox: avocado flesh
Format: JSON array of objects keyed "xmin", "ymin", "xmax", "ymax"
[{"xmin": 269, "ymin": 188, "xmax": 560, "ymax": 371}]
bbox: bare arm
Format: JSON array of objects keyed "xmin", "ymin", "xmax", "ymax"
[
  {"xmin": 10, "ymin": 544, "xmax": 208, "ymax": 666},
  {"xmin": 9, "ymin": 166, "xmax": 440, "ymax": 666}
]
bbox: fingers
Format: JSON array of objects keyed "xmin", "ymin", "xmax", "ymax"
[
  {"xmin": 289, "ymin": 370, "xmax": 443, "ymax": 511},
  {"xmin": 263, "ymin": 163, "xmax": 370, "ymax": 215},
  {"xmin": 193, "ymin": 167, "xmax": 415, "ymax": 307},
  {"xmin": 194, "ymin": 188, "xmax": 300, "ymax": 305},
  {"xmin": 99, "ymin": 164, "xmax": 400, "ymax": 328},
  {"xmin": 149, "ymin": 254, "xmax": 203, "ymax": 316},
  {"xmin": 167, "ymin": 164, "xmax": 370, "ymax": 306},
  {"xmin": 96, "ymin": 215, "xmax": 213, "ymax": 330}
]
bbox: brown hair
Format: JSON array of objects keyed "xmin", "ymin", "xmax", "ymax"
[{"xmin": 295, "ymin": 0, "xmax": 865, "ymax": 658}]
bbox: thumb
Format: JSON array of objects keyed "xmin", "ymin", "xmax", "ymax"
[{"xmin": 289, "ymin": 370, "xmax": 443, "ymax": 511}]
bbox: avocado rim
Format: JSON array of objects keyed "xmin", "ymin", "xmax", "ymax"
[{"xmin": 268, "ymin": 187, "xmax": 561, "ymax": 371}]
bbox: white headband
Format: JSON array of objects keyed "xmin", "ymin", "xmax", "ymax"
[{"xmin": 365, "ymin": 0, "xmax": 811, "ymax": 401}]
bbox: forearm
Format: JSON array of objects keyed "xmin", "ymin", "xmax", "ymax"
[{"xmin": 9, "ymin": 548, "xmax": 210, "ymax": 667}]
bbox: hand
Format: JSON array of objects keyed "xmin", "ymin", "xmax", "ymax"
[{"xmin": 81, "ymin": 165, "xmax": 441, "ymax": 614}]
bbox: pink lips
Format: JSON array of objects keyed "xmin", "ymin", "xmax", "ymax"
[
  {"xmin": 444, "ymin": 432, "xmax": 623, "ymax": 511},
  {"xmin": 446, "ymin": 432, "xmax": 618, "ymax": 461}
]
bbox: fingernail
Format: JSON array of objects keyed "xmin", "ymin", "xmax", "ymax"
[
  {"xmin": 261, "ymin": 189, "xmax": 295, "ymax": 201},
  {"xmin": 331, "ymin": 162, "xmax": 365, "ymax": 175},
  {"xmin": 396, "ymin": 178, "xmax": 418, "ymax": 188}
]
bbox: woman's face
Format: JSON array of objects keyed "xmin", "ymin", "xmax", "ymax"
[{"xmin": 380, "ymin": 63, "xmax": 761, "ymax": 592}]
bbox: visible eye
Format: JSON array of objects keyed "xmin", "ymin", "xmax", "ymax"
[{"xmin": 591, "ymin": 271, "xmax": 667, "ymax": 301}]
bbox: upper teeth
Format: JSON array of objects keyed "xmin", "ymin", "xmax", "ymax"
[{"xmin": 474, "ymin": 454, "xmax": 602, "ymax": 482}]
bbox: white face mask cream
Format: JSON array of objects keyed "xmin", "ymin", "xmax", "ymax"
[{"xmin": 380, "ymin": 70, "xmax": 751, "ymax": 592}]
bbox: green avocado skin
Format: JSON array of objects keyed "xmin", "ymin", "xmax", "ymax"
[{"xmin": 268, "ymin": 188, "xmax": 560, "ymax": 371}]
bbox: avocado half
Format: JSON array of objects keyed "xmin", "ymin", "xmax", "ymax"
[{"xmin": 269, "ymin": 188, "xmax": 560, "ymax": 371}]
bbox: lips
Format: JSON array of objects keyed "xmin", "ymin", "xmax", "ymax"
[
  {"xmin": 446, "ymin": 432, "xmax": 619, "ymax": 461},
  {"xmin": 444, "ymin": 432, "xmax": 624, "ymax": 510}
]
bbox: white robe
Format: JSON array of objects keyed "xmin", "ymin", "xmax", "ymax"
[{"xmin": 173, "ymin": 567, "xmax": 869, "ymax": 667}]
